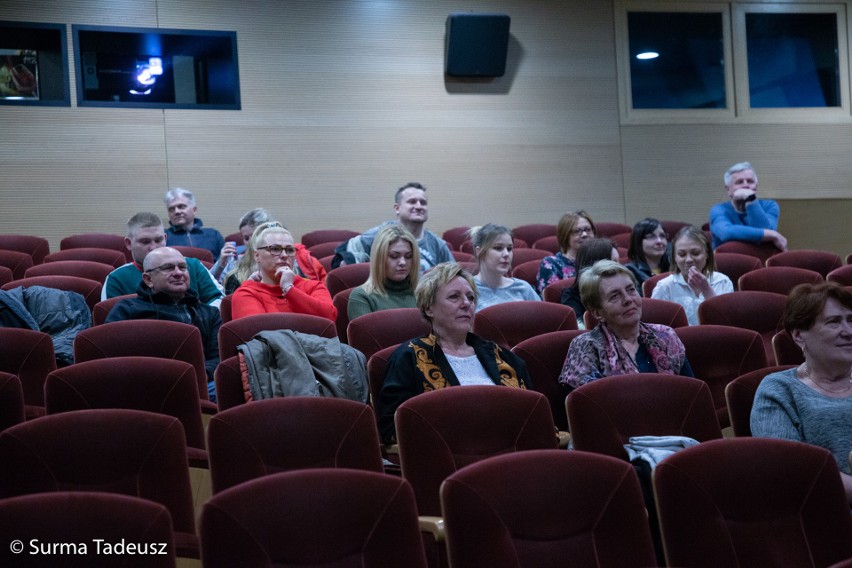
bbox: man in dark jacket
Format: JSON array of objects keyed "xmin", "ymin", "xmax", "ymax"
[{"xmin": 106, "ymin": 247, "xmax": 221, "ymax": 401}]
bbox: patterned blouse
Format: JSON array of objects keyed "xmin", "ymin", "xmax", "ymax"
[{"xmin": 536, "ymin": 252, "xmax": 577, "ymax": 293}]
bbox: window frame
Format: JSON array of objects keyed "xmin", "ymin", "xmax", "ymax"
[{"xmin": 615, "ymin": 0, "xmax": 852, "ymax": 124}]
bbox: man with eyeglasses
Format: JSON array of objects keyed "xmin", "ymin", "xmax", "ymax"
[
  {"xmin": 709, "ymin": 161, "xmax": 788, "ymax": 251},
  {"xmin": 106, "ymin": 246, "xmax": 221, "ymax": 401},
  {"xmin": 331, "ymin": 182, "xmax": 453, "ymax": 272},
  {"xmin": 102, "ymin": 212, "xmax": 224, "ymax": 306}
]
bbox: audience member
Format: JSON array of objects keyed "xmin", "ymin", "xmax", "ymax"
[
  {"xmin": 625, "ymin": 218, "xmax": 671, "ymax": 294},
  {"xmin": 163, "ymin": 188, "xmax": 226, "ymax": 261},
  {"xmin": 536, "ymin": 210, "xmax": 596, "ymax": 293},
  {"xmin": 561, "ymin": 237, "xmax": 620, "ymax": 328},
  {"xmin": 212, "ymin": 207, "xmax": 272, "ymax": 283},
  {"xmin": 106, "ymin": 247, "xmax": 220, "ymax": 401},
  {"xmin": 651, "ymin": 226, "xmax": 733, "ymax": 325},
  {"xmin": 376, "ymin": 263, "xmax": 531, "ymax": 443},
  {"xmin": 751, "ymin": 282, "xmax": 852, "ymax": 504},
  {"xmin": 347, "ymin": 225, "xmax": 419, "ymax": 321},
  {"xmin": 470, "ymin": 223, "xmax": 539, "ymax": 311},
  {"xmin": 559, "ymin": 260, "xmax": 693, "ymax": 389},
  {"xmin": 709, "ymin": 161, "xmax": 787, "ymax": 251},
  {"xmin": 221, "ymin": 218, "xmax": 326, "ymax": 295},
  {"xmin": 231, "ymin": 224, "xmax": 336, "ymax": 321},
  {"xmin": 102, "ymin": 212, "xmax": 224, "ymax": 306},
  {"xmin": 332, "ymin": 182, "xmax": 453, "ymax": 271}
]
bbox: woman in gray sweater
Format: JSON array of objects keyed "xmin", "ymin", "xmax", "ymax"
[{"xmin": 751, "ymin": 282, "xmax": 852, "ymax": 504}]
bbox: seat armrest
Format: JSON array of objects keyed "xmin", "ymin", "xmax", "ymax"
[{"xmin": 418, "ymin": 516, "xmax": 445, "ymax": 543}]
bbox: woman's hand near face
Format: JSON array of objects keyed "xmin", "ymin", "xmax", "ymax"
[
  {"xmin": 686, "ymin": 266, "xmax": 715, "ymax": 298},
  {"xmin": 276, "ymin": 266, "xmax": 295, "ymax": 293}
]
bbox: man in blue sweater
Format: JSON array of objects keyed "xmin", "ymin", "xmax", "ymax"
[{"xmin": 709, "ymin": 162, "xmax": 788, "ymax": 251}]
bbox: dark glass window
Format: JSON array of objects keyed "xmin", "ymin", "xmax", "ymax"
[
  {"xmin": 628, "ymin": 12, "xmax": 726, "ymax": 109},
  {"xmin": 746, "ymin": 13, "xmax": 840, "ymax": 108}
]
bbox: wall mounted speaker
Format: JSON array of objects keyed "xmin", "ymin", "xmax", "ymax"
[{"xmin": 445, "ymin": 13, "xmax": 510, "ymax": 77}]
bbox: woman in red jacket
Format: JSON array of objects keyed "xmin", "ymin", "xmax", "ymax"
[{"xmin": 231, "ymin": 224, "xmax": 337, "ymax": 321}]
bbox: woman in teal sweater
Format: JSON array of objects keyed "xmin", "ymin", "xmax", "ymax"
[{"xmin": 347, "ymin": 225, "xmax": 420, "ymax": 320}]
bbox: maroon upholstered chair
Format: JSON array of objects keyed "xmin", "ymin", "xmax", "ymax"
[
  {"xmin": 325, "ymin": 263, "xmax": 371, "ymax": 298},
  {"xmin": 511, "ymin": 330, "xmax": 587, "ymax": 431},
  {"xmin": 715, "ymin": 252, "xmax": 764, "ymax": 291},
  {"xmin": 473, "ymin": 301, "xmax": 578, "ymax": 349},
  {"xmin": 509, "ymin": 247, "xmax": 550, "ymax": 269},
  {"xmin": 218, "ymin": 312, "xmax": 337, "ymax": 361},
  {"xmin": 224, "ymin": 231, "xmax": 243, "ymax": 245},
  {"xmin": 440, "ymin": 450, "xmax": 657, "ymax": 568},
  {"xmin": 74, "ymin": 320, "xmax": 214, "ymax": 412},
  {"xmin": 0, "ymin": 409, "xmax": 198, "ymax": 558},
  {"xmin": 654, "ymin": 438, "xmax": 852, "ymax": 568},
  {"xmin": 45, "ymin": 247, "xmax": 127, "ymax": 268},
  {"xmin": 307, "ymin": 240, "xmax": 340, "ymax": 259},
  {"xmin": 200, "ymin": 469, "xmax": 427, "ymax": 568},
  {"xmin": 594, "ymin": 222, "xmax": 631, "ymax": 238},
  {"xmin": 738, "ymin": 266, "xmax": 823, "ymax": 295},
  {"xmin": 218, "ymin": 293, "xmax": 233, "ymax": 323},
  {"xmin": 676, "ymin": 325, "xmax": 768, "ymax": 428},
  {"xmin": 45, "ymin": 357, "xmax": 207, "ymax": 467},
  {"xmin": 642, "ymin": 271, "xmax": 672, "ymax": 297},
  {"xmin": 442, "ymin": 226, "xmax": 472, "ymax": 251},
  {"xmin": 0, "ymin": 249, "xmax": 34, "ymax": 279},
  {"xmin": 212, "ymin": 355, "xmax": 244, "ymax": 412},
  {"xmin": 367, "ymin": 344, "xmax": 399, "ymax": 407},
  {"xmin": 0, "ymin": 372, "xmax": 24, "ymax": 433},
  {"xmin": 0, "ymin": 492, "xmax": 177, "ymax": 568},
  {"xmin": 511, "ymin": 224, "xmax": 556, "ymax": 248},
  {"xmin": 2, "ymin": 275, "xmax": 102, "ymax": 311},
  {"xmin": 542, "ymin": 277, "xmax": 574, "ymax": 303},
  {"xmin": 0, "ymin": 265, "xmax": 12, "ymax": 286},
  {"xmin": 638, "ymin": 297, "xmax": 689, "ymax": 328},
  {"xmin": 450, "ymin": 249, "xmax": 475, "ymax": 262},
  {"xmin": 766, "ymin": 249, "xmax": 843, "ymax": 278},
  {"xmin": 171, "ymin": 245, "xmax": 214, "ymax": 264},
  {"xmin": 91, "ymin": 293, "xmax": 134, "ymax": 325},
  {"xmin": 25, "ymin": 259, "xmax": 114, "ymax": 284},
  {"xmin": 610, "ymin": 232, "xmax": 631, "ymax": 249},
  {"xmin": 566, "ymin": 374, "xmax": 722, "ymax": 461},
  {"xmin": 0, "ymin": 328, "xmax": 56, "ymax": 419},
  {"xmin": 511, "ymin": 259, "xmax": 543, "ymax": 290},
  {"xmin": 60, "ymin": 232, "xmax": 128, "ymax": 261},
  {"xmin": 396, "ymin": 386, "xmax": 557, "ymax": 518},
  {"xmin": 660, "ymin": 220, "xmax": 691, "ymax": 238},
  {"xmin": 207, "ymin": 397, "xmax": 383, "ymax": 494},
  {"xmin": 333, "ymin": 287, "xmax": 355, "ymax": 343},
  {"xmin": 827, "ymin": 264, "xmax": 852, "ymax": 286},
  {"xmin": 532, "ymin": 235, "xmax": 559, "ymax": 253},
  {"xmin": 300, "ymin": 229, "xmax": 359, "ymax": 249},
  {"xmin": 0, "ymin": 234, "xmax": 50, "ymax": 264},
  {"xmin": 716, "ymin": 240, "xmax": 781, "ymax": 264},
  {"xmin": 772, "ymin": 329, "xmax": 805, "ymax": 365},
  {"xmin": 347, "ymin": 307, "xmax": 430, "ymax": 360},
  {"xmin": 725, "ymin": 365, "xmax": 796, "ymax": 437},
  {"xmin": 697, "ymin": 291, "xmax": 787, "ymax": 364}
]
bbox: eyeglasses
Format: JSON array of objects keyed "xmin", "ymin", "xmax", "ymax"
[
  {"xmin": 643, "ymin": 232, "xmax": 669, "ymax": 241},
  {"xmin": 258, "ymin": 245, "xmax": 296, "ymax": 256},
  {"xmin": 571, "ymin": 226, "xmax": 595, "ymax": 237},
  {"xmin": 145, "ymin": 262, "xmax": 188, "ymax": 274}
]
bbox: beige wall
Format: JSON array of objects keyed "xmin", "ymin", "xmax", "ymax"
[{"xmin": 0, "ymin": 0, "xmax": 849, "ymax": 257}]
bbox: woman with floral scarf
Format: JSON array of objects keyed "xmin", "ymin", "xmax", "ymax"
[{"xmin": 559, "ymin": 259, "xmax": 693, "ymax": 389}]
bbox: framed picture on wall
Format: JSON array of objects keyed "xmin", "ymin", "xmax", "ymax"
[{"xmin": 0, "ymin": 49, "xmax": 39, "ymax": 100}]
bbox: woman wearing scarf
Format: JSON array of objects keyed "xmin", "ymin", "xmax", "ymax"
[{"xmin": 559, "ymin": 259, "xmax": 693, "ymax": 389}]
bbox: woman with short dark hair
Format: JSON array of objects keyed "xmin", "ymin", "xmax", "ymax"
[{"xmin": 751, "ymin": 282, "xmax": 852, "ymax": 504}]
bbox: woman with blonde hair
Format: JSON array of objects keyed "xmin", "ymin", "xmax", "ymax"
[
  {"xmin": 471, "ymin": 223, "xmax": 539, "ymax": 311},
  {"xmin": 347, "ymin": 225, "xmax": 420, "ymax": 320},
  {"xmin": 536, "ymin": 210, "xmax": 597, "ymax": 293},
  {"xmin": 231, "ymin": 224, "xmax": 336, "ymax": 321}
]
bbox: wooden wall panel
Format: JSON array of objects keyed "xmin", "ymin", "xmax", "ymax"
[{"xmin": 0, "ymin": 0, "xmax": 849, "ymax": 255}]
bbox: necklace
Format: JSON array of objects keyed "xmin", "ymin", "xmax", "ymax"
[{"xmin": 801, "ymin": 362, "xmax": 852, "ymax": 395}]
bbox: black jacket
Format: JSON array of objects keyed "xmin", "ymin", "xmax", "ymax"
[{"xmin": 106, "ymin": 284, "xmax": 221, "ymax": 381}]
